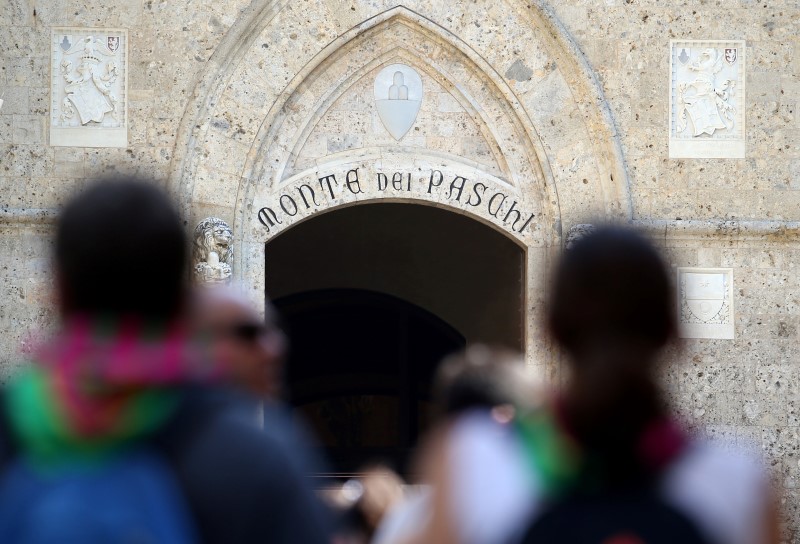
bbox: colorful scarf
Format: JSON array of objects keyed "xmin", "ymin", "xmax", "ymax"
[
  {"xmin": 516, "ymin": 403, "xmax": 688, "ymax": 498},
  {"xmin": 5, "ymin": 315, "xmax": 221, "ymax": 464}
]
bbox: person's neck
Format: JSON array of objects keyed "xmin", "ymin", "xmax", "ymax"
[{"xmin": 561, "ymin": 373, "xmax": 664, "ymax": 449}]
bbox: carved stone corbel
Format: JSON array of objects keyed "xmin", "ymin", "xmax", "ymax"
[{"xmin": 193, "ymin": 217, "xmax": 233, "ymax": 284}]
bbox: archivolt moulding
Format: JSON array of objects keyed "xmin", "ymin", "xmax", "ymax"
[{"xmin": 168, "ymin": 1, "xmax": 632, "ymax": 250}]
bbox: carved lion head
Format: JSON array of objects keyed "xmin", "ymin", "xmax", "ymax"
[{"xmin": 193, "ymin": 217, "xmax": 233, "ymax": 266}]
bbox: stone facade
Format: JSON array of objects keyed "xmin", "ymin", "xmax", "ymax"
[{"xmin": 1, "ymin": 0, "xmax": 800, "ymax": 538}]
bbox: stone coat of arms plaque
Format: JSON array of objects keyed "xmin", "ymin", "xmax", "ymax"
[
  {"xmin": 669, "ymin": 40, "xmax": 745, "ymax": 159},
  {"xmin": 677, "ymin": 267, "xmax": 735, "ymax": 339},
  {"xmin": 50, "ymin": 28, "xmax": 128, "ymax": 148},
  {"xmin": 374, "ymin": 64, "xmax": 423, "ymax": 141}
]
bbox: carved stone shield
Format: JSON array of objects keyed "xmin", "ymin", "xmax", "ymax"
[
  {"xmin": 683, "ymin": 272, "xmax": 726, "ymax": 323},
  {"xmin": 107, "ymin": 36, "xmax": 120, "ymax": 53},
  {"xmin": 724, "ymin": 48, "xmax": 737, "ymax": 65},
  {"xmin": 374, "ymin": 64, "xmax": 423, "ymax": 141}
]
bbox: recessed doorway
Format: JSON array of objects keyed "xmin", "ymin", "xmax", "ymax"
[
  {"xmin": 265, "ymin": 203, "xmax": 525, "ymax": 475},
  {"xmin": 275, "ymin": 288, "xmax": 464, "ymax": 474}
]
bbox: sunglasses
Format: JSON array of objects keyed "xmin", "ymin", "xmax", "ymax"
[{"xmin": 215, "ymin": 322, "xmax": 280, "ymax": 343}]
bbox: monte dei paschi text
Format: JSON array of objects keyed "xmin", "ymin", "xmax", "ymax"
[{"xmin": 257, "ymin": 168, "xmax": 536, "ymax": 236}]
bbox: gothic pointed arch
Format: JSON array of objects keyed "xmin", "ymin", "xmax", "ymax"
[
  {"xmin": 166, "ymin": 0, "xmax": 631, "ymax": 363},
  {"xmin": 168, "ymin": 1, "xmax": 631, "ymax": 240}
]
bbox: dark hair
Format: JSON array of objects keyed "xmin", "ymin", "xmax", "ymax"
[
  {"xmin": 56, "ymin": 177, "xmax": 187, "ymax": 320},
  {"xmin": 548, "ymin": 227, "xmax": 677, "ymax": 484},
  {"xmin": 433, "ymin": 345, "xmax": 535, "ymax": 418},
  {"xmin": 549, "ymin": 226, "xmax": 676, "ymax": 359}
]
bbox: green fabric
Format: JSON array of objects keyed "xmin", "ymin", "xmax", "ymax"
[
  {"xmin": 4, "ymin": 367, "xmax": 180, "ymax": 467},
  {"xmin": 516, "ymin": 408, "xmax": 582, "ymax": 498}
]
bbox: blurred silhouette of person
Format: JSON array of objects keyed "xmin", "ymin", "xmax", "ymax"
[
  {"xmin": 193, "ymin": 287, "xmax": 287, "ymax": 400},
  {"xmin": 513, "ymin": 227, "xmax": 778, "ymax": 544},
  {"xmin": 333, "ymin": 464, "xmax": 405, "ymax": 544},
  {"xmin": 376, "ymin": 345, "xmax": 542, "ymax": 544},
  {"xmin": 0, "ymin": 178, "xmax": 330, "ymax": 543},
  {"xmin": 192, "ymin": 286, "xmax": 329, "ymax": 480},
  {"xmin": 401, "ymin": 228, "xmax": 778, "ymax": 544}
]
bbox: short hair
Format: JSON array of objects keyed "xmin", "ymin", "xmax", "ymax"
[
  {"xmin": 55, "ymin": 177, "xmax": 187, "ymax": 320},
  {"xmin": 433, "ymin": 345, "xmax": 536, "ymax": 417}
]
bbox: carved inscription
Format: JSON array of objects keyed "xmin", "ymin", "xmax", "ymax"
[{"xmin": 257, "ymin": 168, "xmax": 535, "ymax": 236}]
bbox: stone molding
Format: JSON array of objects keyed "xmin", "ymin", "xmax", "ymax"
[
  {"xmin": 631, "ymin": 219, "xmax": 800, "ymax": 247},
  {"xmin": 0, "ymin": 209, "xmax": 59, "ymax": 225},
  {"xmin": 0, "ymin": 208, "xmax": 795, "ymax": 248}
]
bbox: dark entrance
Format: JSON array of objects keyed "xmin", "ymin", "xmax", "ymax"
[
  {"xmin": 275, "ymin": 289, "xmax": 464, "ymax": 474},
  {"xmin": 265, "ymin": 203, "xmax": 525, "ymax": 475}
]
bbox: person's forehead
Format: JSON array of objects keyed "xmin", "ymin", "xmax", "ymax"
[
  {"xmin": 216, "ymin": 298, "xmax": 259, "ymax": 322},
  {"xmin": 196, "ymin": 292, "xmax": 259, "ymax": 324}
]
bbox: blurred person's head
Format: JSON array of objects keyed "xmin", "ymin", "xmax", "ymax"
[
  {"xmin": 55, "ymin": 177, "xmax": 187, "ymax": 322},
  {"xmin": 192, "ymin": 287, "xmax": 286, "ymax": 398},
  {"xmin": 547, "ymin": 226, "xmax": 677, "ymax": 474},
  {"xmin": 549, "ymin": 226, "xmax": 675, "ymax": 391},
  {"xmin": 433, "ymin": 345, "xmax": 540, "ymax": 422}
]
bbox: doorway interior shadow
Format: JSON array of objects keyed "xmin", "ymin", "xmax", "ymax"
[
  {"xmin": 275, "ymin": 288, "xmax": 465, "ymax": 476},
  {"xmin": 264, "ymin": 202, "xmax": 526, "ymax": 476}
]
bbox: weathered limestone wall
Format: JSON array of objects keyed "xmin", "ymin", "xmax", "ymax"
[
  {"xmin": 0, "ymin": 0, "xmax": 252, "ymax": 371},
  {"xmin": 1, "ymin": 0, "xmax": 800, "ymax": 539},
  {"xmin": 550, "ymin": 2, "xmax": 800, "ymax": 220}
]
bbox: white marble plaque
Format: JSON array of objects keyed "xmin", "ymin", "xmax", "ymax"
[
  {"xmin": 669, "ymin": 40, "xmax": 745, "ymax": 159},
  {"xmin": 50, "ymin": 28, "xmax": 128, "ymax": 148},
  {"xmin": 374, "ymin": 64, "xmax": 423, "ymax": 140},
  {"xmin": 677, "ymin": 267, "xmax": 734, "ymax": 339}
]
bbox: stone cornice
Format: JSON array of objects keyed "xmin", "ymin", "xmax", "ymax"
[
  {"xmin": 631, "ymin": 219, "xmax": 800, "ymax": 246},
  {"xmin": 0, "ymin": 209, "xmax": 58, "ymax": 226},
  {"xmin": 0, "ymin": 209, "xmax": 796, "ymax": 247}
]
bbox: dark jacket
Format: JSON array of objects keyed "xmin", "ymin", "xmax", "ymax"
[{"xmin": 0, "ymin": 386, "xmax": 332, "ymax": 544}]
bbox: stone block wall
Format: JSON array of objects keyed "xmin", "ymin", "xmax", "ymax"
[
  {"xmin": 550, "ymin": 0, "xmax": 800, "ymax": 221},
  {"xmin": 1, "ymin": 0, "xmax": 800, "ymax": 539}
]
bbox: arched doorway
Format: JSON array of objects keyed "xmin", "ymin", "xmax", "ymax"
[
  {"xmin": 265, "ymin": 202, "xmax": 525, "ymax": 475},
  {"xmin": 276, "ymin": 289, "xmax": 464, "ymax": 474}
]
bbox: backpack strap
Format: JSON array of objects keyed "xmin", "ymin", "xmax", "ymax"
[{"xmin": 0, "ymin": 390, "xmax": 17, "ymax": 475}]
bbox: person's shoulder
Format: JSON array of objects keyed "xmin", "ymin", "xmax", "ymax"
[
  {"xmin": 163, "ymin": 386, "xmax": 302, "ymax": 482},
  {"xmin": 185, "ymin": 387, "xmax": 298, "ymax": 457},
  {"xmin": 667, "ymin": 439, "xmax": 766, "ymax": 487},
  {"xmin": 661, "ymin": 439, "xmax": 770, "ymax": 544},
  {"xmin": 164, "ymin": 387, "xmax": 331, "ymax": 543}
]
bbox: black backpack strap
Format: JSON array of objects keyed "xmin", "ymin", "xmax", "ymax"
[{"xmin": 0, "ymin": 390, "xmax": 18, "ymax": 474}]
